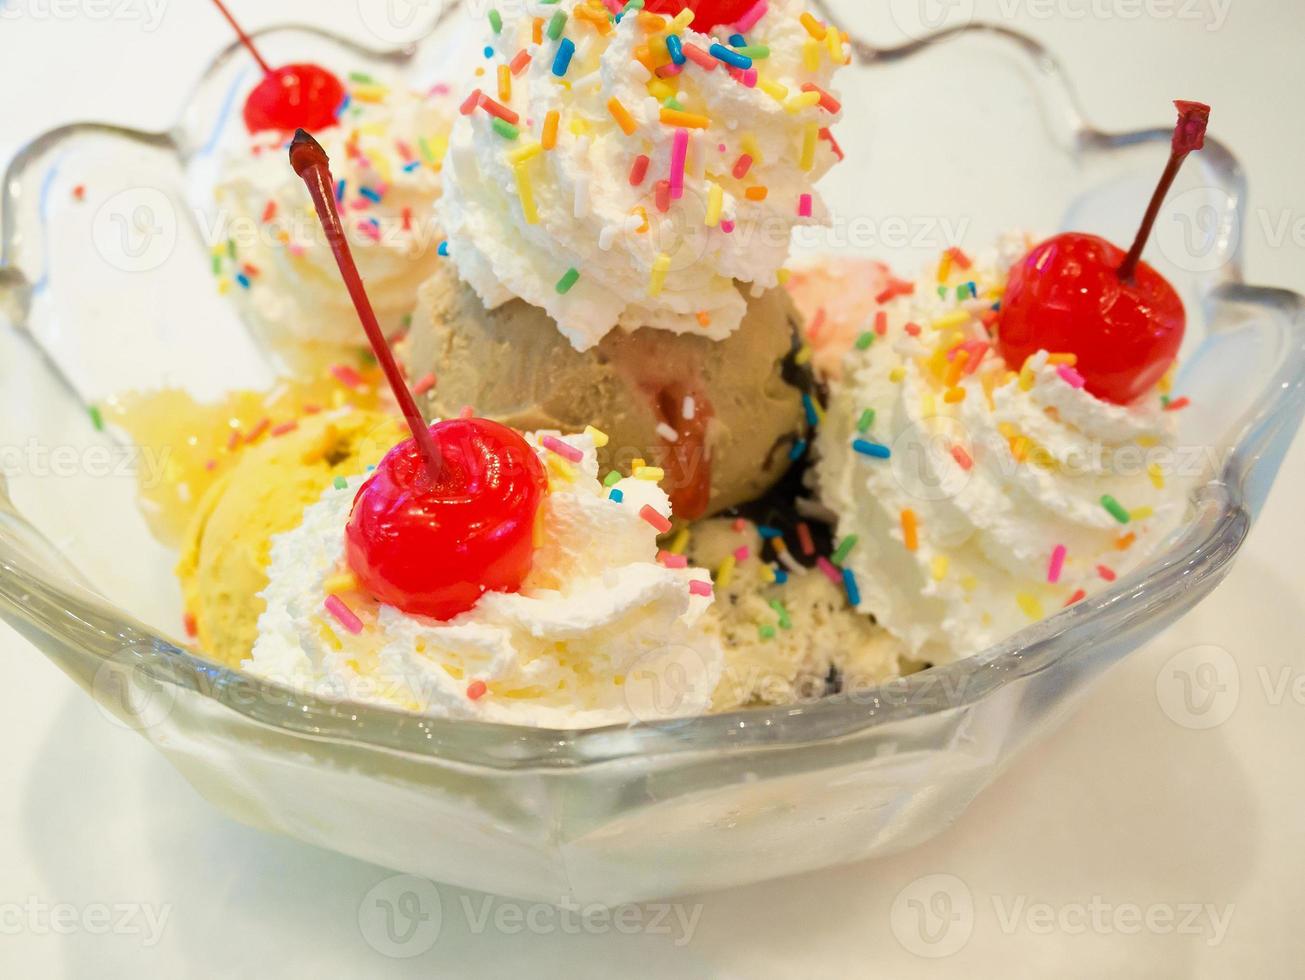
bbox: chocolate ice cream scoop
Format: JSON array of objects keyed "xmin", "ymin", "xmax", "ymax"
[{"xmin": 403, "ymin": 263, "xmax": 811, "ymax": 519}]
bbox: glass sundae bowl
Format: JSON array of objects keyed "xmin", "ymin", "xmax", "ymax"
[{"xmin": 0, "ymin": 4, "xmax": 1300, "ymax": 904}]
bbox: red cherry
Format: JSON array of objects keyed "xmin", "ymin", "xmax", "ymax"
[
  {"xmin": 210, "ymin": 0, "xmax": 345, "ymax": 134},
  {"xmin": 642, "ymin": 0, "xmax": 760, "ymax": 32},
  {"xmin": 243, "ymin": 64, "xmax": 346, "ymax": 134},
  {"xmin": 997, "ymin": 234, "xmax": 1184, "ymax": 404},
  {"xmin": 995, "ymin": 101, "xmax": 1209, "ymax": 405},
  {"xmin": 345, "ymin": 419, "xmax": 548, "ymax": 620}
]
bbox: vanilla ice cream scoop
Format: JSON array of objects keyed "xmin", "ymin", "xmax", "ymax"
[{"xmin": 437, "ymin": 0, "xmax": 848, "ymax": 350}]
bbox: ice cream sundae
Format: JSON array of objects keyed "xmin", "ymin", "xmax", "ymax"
[{"xmin": 118, "ymin": 4, "xmax": 1213, "ymax": 727}]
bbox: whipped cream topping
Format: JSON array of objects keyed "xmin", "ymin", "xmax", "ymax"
[
  {"xmin": 248, "ymin": 430, "xmax": 724, "ymax": 727},
  {"xmin": 817, "ymin": 235, "xmax": 1188, "ymax": 664},
  {"xmin": 437, "ymin": 0, "xmax": 847, "ymax": 351},
  {"xmin": 214, "ymin": 80, "xmax": 455, "ymax": 346}
]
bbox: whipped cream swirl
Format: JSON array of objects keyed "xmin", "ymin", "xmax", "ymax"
[
  {"xmin": 438, "ymin": 0, "xmax": 847, "ymax": 350},
  {"xmin": 248, "ymin": 430, "xmax": 724, "ymax": 727},
  {"xmin": 817, "ymin": 235, "xmax": 1187, "ymax": 664},
  {"xmin": 213, "ymin": 80, "xmax": 455, "ymax": 346}
]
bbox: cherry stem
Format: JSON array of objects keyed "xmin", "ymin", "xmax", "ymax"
[
  {"xmin": 289, "ymin": 130, "xmax": 442, "ymax": 482},
  {"xmin": 1118, "ymin": 100, "xmax": 1211, "ymax": 283},
  {"xmin": 210, "ymin": 0, "xmax": 274, "ymax": 77}
]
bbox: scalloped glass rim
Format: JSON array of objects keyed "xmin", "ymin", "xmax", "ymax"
[{"xmin": 0, "ymin": 8, "xmax": 1301, "ymax": 770}]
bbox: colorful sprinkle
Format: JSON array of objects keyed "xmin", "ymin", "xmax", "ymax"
[
  {"xmin": 841, "ymin": 567, "xmax": 861, "ymax": 606},
  {"xmin": 608, "ymin": 97, "xmax": 638, "ymax": 135},
  {"xmin": 552, "ymin": 37, "xmax": 576, "ymax": 76},
  {"xmin": 540, "ymin": 434, "xmax": 583, "ymax": 462},
  {"xmin": 831, "ymin": 534, "xmax": 858, "ymax": 564},
  {"xmin": 1047, "ymin": 544, "xmax": 1066, "ymax": 584},
  {"xmin": 816, "ymin": 556, "xmax": 843, "ymax": 585},
  {"xmin": 659, "ymin": 550, "xmax": 689, "ymax": 569},
  {"xmin": 900, "ymin": 509, "xmax": 919, "ymax": 551},
  {"xmin": 1056, "ymin": 365, "xmax": 1086, "ymax": 389},
  {"xmin": 542, "ymin": 109, "xmax": 560, "ymax": 149},
  {"xmin": 660, "ymin": 108, "xmax": 711, "ymax": 129},
  {"xmin": 852, "ymin": 439, "xmax": 890, "ymax": 459},
  {"xmin": 1101, "ymin": 495, "xmax": 1131, "ymax": 524},
  {"xmin": 556, "ymin": 267, "xmax": 581, "ymax": 294},
  {"xmin": 514, "ymin": 162, "xmax": 538, "ymax": 222},
  {"xmin": 629, "ymin": 153, "xmax": 651, "ymax": 185},
  {"xmin": 799, "ymin": 123, "xmax": 818, "ymax": 170},
  {"xmin": 479, "ymin": 91, "xmax": 519, "ymax": 124},
  {"xmin": 1015, "ymin": 592, "xmax": 1043, "ymax": 620},
  {"xmin": 669, "ymin": 129, "xmax": 689, "ymax": 199},
  {"xmin": 710, "ymin": 42, "xmax": 752, "ymax": 69},
  {"xmin": 796, "ymin": 522, "xmax": 815, "ymax": 556},
  {"xmin": 705, "ymin": 181, "xmax": 723, "ymax": 227},
  {"xmin": 324, "ymin": 594, "xmax": 363, "ymax": 635},
  {"xmin": 492, "ymin": 117, "xmax": 520, "ymax": 140},
  {"xmin": 715, "ymin": 555, "xmax": 736, "ymax": 588},
  {"xmin": 640, "ymin": 504, "xmax": 672, "ymax": 533},
  {"xmin": 682, "ymin": 42, "xmax": 717, "ymax": 71},
  {"xmin": 649, "ymin": 252, "xmax": 671, "ymax": 296},
  {"xmin": 802, "ymin": 392, "xmax": 822, "ymax": 427},
  {"xmin": 689, "ymin": 578, "xmax": 714, "ymax": 597},
  {"xmin": 467, "ymin": 680, "xmax": 488, "ymax": 701}
]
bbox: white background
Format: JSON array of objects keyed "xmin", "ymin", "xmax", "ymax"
[{"xmin": 1, "ymin": 0, "xmax": 1303, "ymax": 976}]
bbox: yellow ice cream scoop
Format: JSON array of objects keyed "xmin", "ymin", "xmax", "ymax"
[{"xmin": 177, "ymin": 410, "xmax": 404, "ymax": 667}]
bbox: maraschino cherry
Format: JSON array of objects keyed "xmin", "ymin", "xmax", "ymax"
[
  {"xmin": 642, "ymin": 0, "xmax": 758, "ymax": 32},
  {"xmin": 210, "ymin": 0, "xmax": 346, "ymax": 134},
  {"xmin": 290, "ymin": 130, "xmax": 547, "ymax": 620},
  {"xmin": 996, "ymin": 101, "xmax": 1211, "ymax": 405}
]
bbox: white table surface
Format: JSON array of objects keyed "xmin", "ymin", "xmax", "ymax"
[{"xmin": 1, "ymin": 1, "xmax": 1303, "ymax": 976}]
